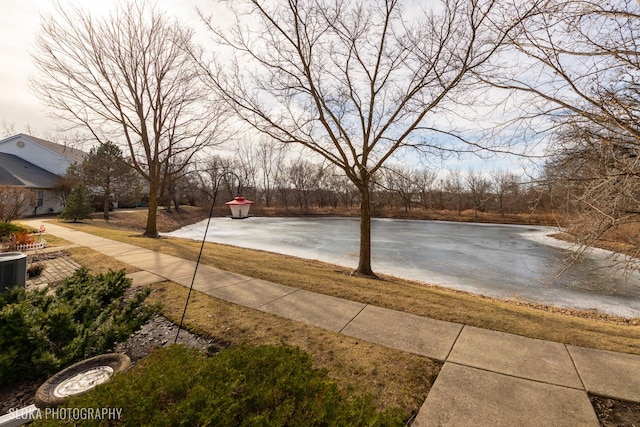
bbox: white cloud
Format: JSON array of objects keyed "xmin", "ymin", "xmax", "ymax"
[{"xmin": 0, "ymin": 1, "xmax": 546, "ymax": 176}]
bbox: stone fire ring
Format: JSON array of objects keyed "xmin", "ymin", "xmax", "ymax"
[{"xmin": 34, "ymin": 353, "xmax": 131, "ymax": 408}]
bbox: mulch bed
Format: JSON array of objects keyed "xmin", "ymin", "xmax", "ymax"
[{"xmin": 591, "ymin": 396, "xmax": 640, "ymax": 426}]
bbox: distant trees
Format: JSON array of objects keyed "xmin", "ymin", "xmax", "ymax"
[
  {"xmin": 32, "ymin": 1, "xmax": 227, "ymax": 237},
  {"xmin": 193, "ymin": 143, "xmax": 546, "ymax": 219},
  {"xmin": 67, "ymin": 141, "xmax": 143, "ymax": 220},
  {"xmin": 443, "ymin": 171, "xmax": 465, "ymax": 215},
  {"xmin": 381, "ymin": 168, "xmax": 419, "ymax": 213},
  {"xmin": 288, "ymin": 161, "xmax": 327, "ymax": 212},
  {"xmin": 466, "ymin": 171, "xmax": 493, "ymax": 218},
  {"xmin": 491, "ymin": 171, "xmax": 522, "ymax": 217}
]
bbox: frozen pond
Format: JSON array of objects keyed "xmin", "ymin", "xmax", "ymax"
[{"xmin": 165, "ymin": 217, "xmax": 640, "ymax": 318}]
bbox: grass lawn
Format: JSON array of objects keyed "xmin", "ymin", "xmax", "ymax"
[
  {"xmin": 48, "ymin": 208, "xmax": 640, "ymax": 416},
  {"xmin": 149, "ymin": 280, "xmax": 437, "ymax": 414},
  {"xmin": 58, "ymin": 209, "xmax": 640, "ymax": 352}
]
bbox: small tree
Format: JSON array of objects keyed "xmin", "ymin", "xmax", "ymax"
[
  {"xmin": 0, "ymin": 186, "xmax": 36, "ymax": 222},
  {"xmin": 59, "ymin": 184, "xmax": 93, "ymax": 223},
  {"xmin": 68, "ymin": 141, "xmax": 143, "ymax": 220}
]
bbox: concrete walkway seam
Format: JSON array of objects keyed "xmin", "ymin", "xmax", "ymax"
[
  {"xmin": 338, "ymin": 303, "xmax": 369, "ymax": 334},
  {"xmin": 565, "ymin": 343, "xmax": 589, "ymax": 391},
  {"xmin": 443, "ymin": 323, "xmax": 465, "ymax": 362},
  {"xmin": 444, "ymin": 361, "xmax": 586, "ymax": 391}
]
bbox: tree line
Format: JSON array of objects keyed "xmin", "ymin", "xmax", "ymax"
[{"xmin": 153, "ymin": 146, "xmax": 560, "ymax": 220}]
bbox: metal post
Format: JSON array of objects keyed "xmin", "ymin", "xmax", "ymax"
[{"xmin": 174, "ymin": 171, "xmax": 242, "ymax": 343}]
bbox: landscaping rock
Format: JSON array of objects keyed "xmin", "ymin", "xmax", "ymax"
[{"xmin": 113, "ymin": 314, "xmax": 226, "ymax": 362}]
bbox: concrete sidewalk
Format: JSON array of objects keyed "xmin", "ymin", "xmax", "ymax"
[{"xmin": 24, "ymin": 220, "xmax": 640, "ymax": 426}]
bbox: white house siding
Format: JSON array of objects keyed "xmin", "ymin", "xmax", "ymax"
[
  {"xmin": 37, "ymin": 189, "xmax": 63, "ymax": 215},
  {"xmin": 17, "ymin": 189, "xmax": 63, "ymax": 216}
]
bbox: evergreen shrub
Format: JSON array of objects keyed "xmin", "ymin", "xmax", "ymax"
[
  {"xmin": 36, "ymin": 344, "xmax": 405, "ymax": 426},
  {"xmin": 0, "ymin": 268, "xmax": 154, "ymax": 386}
]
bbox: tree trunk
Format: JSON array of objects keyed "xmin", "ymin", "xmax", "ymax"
[
  {"xmin": 356, "ymin": 183, "xmax": 375, "ymax": 276},
  {"xmin": 144, "ymin": 184, "xmax": 159, "ymax": 238},
  {"xmin": 103, "ymin": 197, "xmax": 110, "ymax": 220}
]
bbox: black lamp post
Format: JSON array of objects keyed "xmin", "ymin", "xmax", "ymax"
[{"xmin": 174, "ymin": 171, "xmax": 248, "ymax": 343}]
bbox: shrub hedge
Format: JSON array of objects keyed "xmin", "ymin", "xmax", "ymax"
[
  {"xmin": 34, "ymin": 344, "xmax": 405, "ymax": 426},
  {"xmin": 0, "ymin": 268, "xmax": 154, "ymax": 387}
]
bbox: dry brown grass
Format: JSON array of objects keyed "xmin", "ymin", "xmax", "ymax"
[
  {"xmin": 150, "ymin": 281, "xmax": 438, "ymax": 413},
  {"xmin": 66, "ymin": 246, "xmax": 141, "ymax": 274},
  {"xmin": 37, "ymin": 234, "xmax": 71, "ymax": 248},
  {"xmin": 53, "ymin": 208, "xmax": 640, "ymax": 416},
  {"xmin": 102, "ymin": 206, "xmax": 209, "ymax": 233},
  {"xmin": 56, "ymin": 212, "xmax": 640, "ymax": 356},
  {"xmin": 253, "ymin": 206, "xmax": 566, "ymax": 226}
]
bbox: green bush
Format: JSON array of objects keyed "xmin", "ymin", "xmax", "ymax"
[
  {"xmin": 37, "ymin": 345, "xmax": 404, "ymax": 426},
  {"xmin": 59, "ymin": 183, "xmax": 93, "ymax": 222},
  {"xmin": 0, "ymin": 268, "xmax": 154, "ymax": 386},
  {"xmin": 0, "ymin": 222, "xmax": 27, "ymax": 242}
]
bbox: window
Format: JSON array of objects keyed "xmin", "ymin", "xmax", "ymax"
[{"xmin": 37, "ymin": 190, "xmax": 44, "ymax": 207}]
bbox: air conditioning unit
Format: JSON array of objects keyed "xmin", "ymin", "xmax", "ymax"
[{"xmin": 0, "ymin": 252, "xmax": 27, "ymax": 291}]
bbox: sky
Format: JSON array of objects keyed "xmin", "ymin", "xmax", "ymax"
[
  {"xmin": 0, "ymin": 1, "xmax": 540, "ymax": 177},
  {"xmin": 0, "ymin": 0, "xmax": 216, "ymax": 135}
]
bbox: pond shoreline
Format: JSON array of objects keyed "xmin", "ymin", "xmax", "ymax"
[{"xmin": 166, "ymin": 216, "xmax": 640, "ymax": 319}]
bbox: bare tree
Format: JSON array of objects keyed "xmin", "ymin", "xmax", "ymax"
[
  {"xmin": 32, "ymin": 1, "xmax": 227, "ymax": 237},
  {"xmin": 545, "ymin": 122, "xmax": 640, "ymax": 255},
  {"xmin": 415, "ymin": 169, "xmax": 439, "ymax": 210},
  {"xmin": 494, "ymin": 0, "xmax": 640, "ymax": 265},
  {"xmin": 159, "ymin": 155, "xmax": 193, "ymax": 212},
  {"xmin": 198, "ymin": 0, "xmax": 541, "ymax": 275},
  {"xmin": 491, "ymin": 170, "xmax": 521, "ymax": 216},
  {"xmin": 1, "ymin": 122, "xmax": 16, "ymax": 139},
  {"xmin": 0, "ymin": 187, "xmax": 36, "ymax": 222},
  {"xmin": 444, "ymin": 170, "xmax": 465, "ymax": 215},
  {"xmin": 233, "ymin": 139, "xmax": 262, "ymax": 202},
  {"xmin": 325, "ymin": 170, "xmax": 358, "ymax": 210},
  {"xmin": 383, "ymin": 166, "xmax": 419, "ymax": 213},
  {"xmin": 287, "ymin": 160, "xmax": 327, "ymax": 212},
  {"xmin": 466, "ymin": 170, "xmax": 493, "ymax": 218},
  {"xmin": 255, "ymin": 138, "xmax": 287, "ymax": 208},
  {"xmin": 198, "ymin": 155, "xmax": 240, "ymax": 206}
]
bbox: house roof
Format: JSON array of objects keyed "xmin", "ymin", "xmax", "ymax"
[
  {"xmin": 0, "ymin": 153, "xmax": 61, "ymax": 189},
  {"xmin": 20, "ymin": 134, "xmax": 87, "ymax": 164}
]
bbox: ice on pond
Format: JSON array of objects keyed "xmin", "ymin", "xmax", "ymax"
[{"xmin": 165, "ymin": 217, "xmax": 640, "ymax": 318}]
